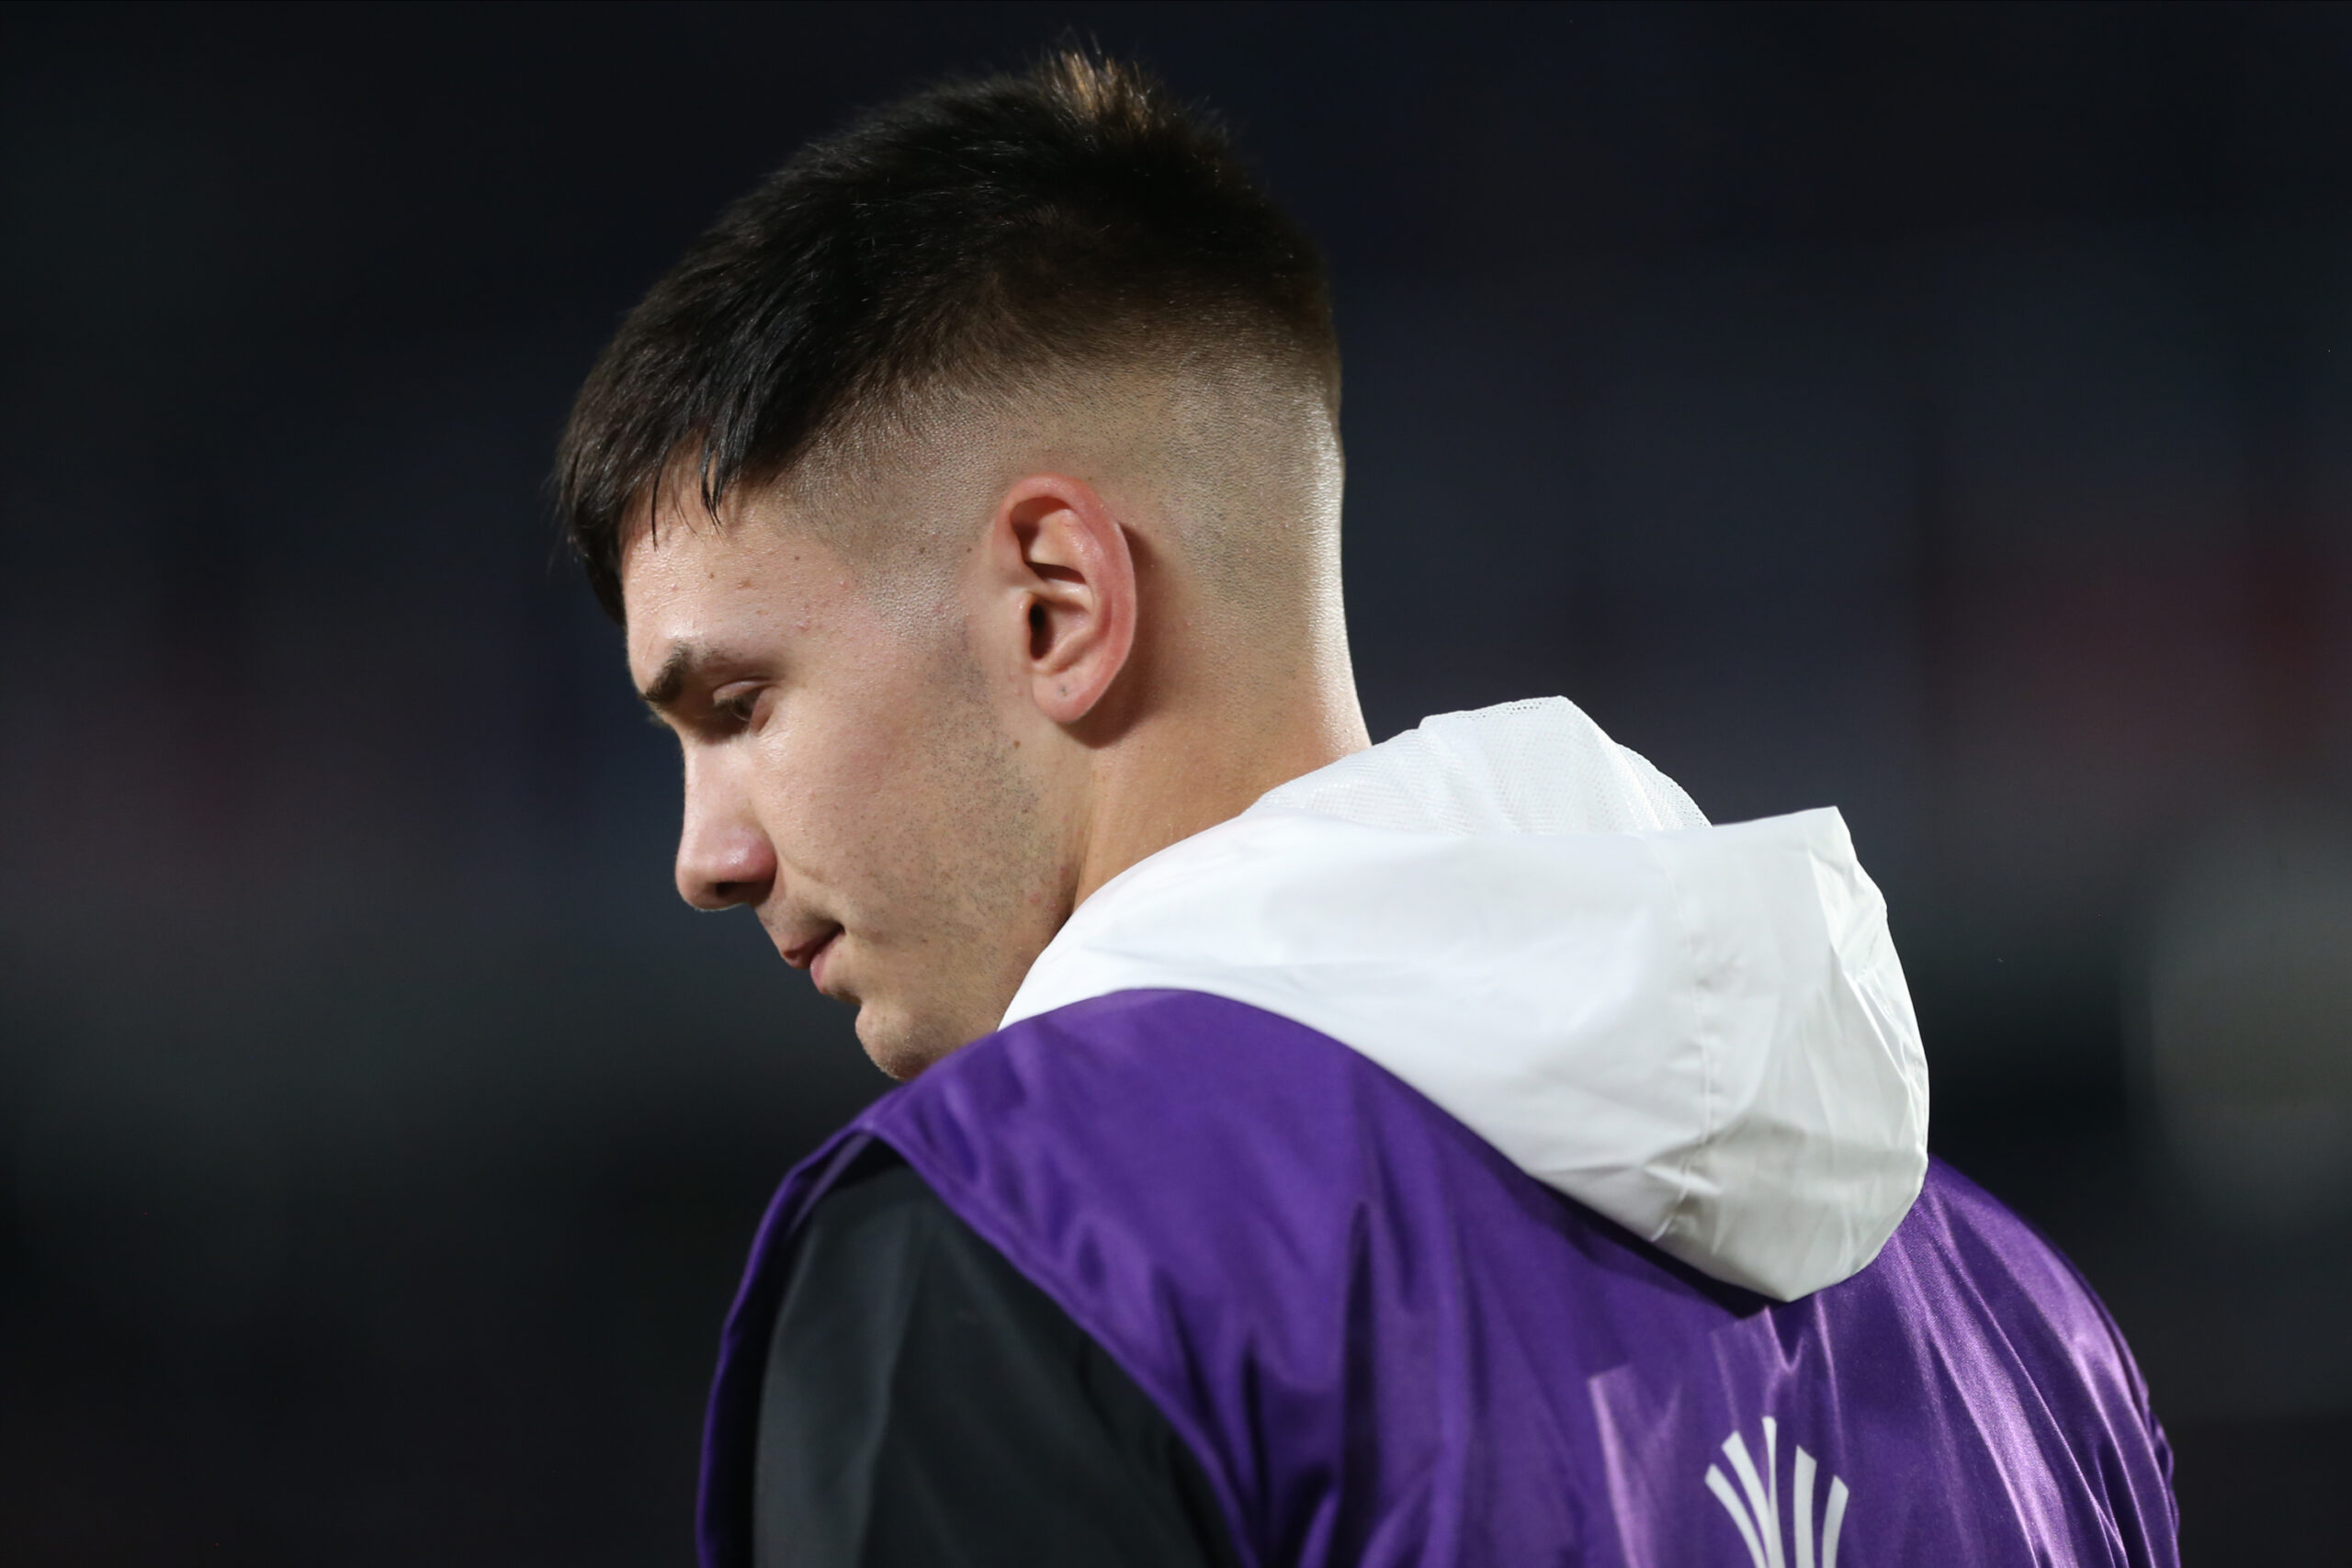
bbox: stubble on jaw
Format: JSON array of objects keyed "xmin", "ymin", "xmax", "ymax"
[{"xmin": 846, "ymin": 626, "xmax": 1076, "ymax": 1079}]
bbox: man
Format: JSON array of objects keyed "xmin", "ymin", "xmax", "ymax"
[{"xmin": 556, "ymin": 51, "xmax": 2177, "ymax": 1568}]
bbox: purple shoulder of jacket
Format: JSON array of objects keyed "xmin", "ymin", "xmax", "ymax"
[{"xmin": 700, "ymin": 988, "xmax": 2177, "ymax": 1568}]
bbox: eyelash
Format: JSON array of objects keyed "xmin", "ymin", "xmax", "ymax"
[
  {"xmin": 645, "ymin": 684, "xmax": 770, "ymax": 737},
  {"xmin": 714, "ymin": 689, "xmax": 763, "ymax": 729}
]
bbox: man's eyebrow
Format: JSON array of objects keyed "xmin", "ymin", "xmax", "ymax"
[{"xmin": 638, "ymin": 644, "xmax": 702, "ymax": 715}]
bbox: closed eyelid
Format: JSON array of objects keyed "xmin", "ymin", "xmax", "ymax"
[
  {"xmin": 690, "ymin": 681, "xmax": 776, "ymax": 741},
  {"xmin": 638, "ymin": 643, "xmax": 774, "ymax": 722}
]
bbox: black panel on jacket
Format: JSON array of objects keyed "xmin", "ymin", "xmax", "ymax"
[{"xmin": 752, "ymin": 1151, "xmax": 1243, "ymax": 1568}]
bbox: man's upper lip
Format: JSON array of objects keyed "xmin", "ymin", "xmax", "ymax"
[{"xmin": 779, "ymin": 924, "xmax": 841, "ymax": 970}]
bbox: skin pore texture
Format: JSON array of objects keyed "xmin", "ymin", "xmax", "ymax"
[{"xmin": 621, "ymin": 362, "xmax": 1371, "ymax": 1078}]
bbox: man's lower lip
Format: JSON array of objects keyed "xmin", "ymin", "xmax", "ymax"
[{"xmin": 808, "ymin": 934, "xmax": 839, "ymax": 989}]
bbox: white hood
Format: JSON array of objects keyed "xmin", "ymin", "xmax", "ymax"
[{"xmin": 1003, "ymin": 697, "xmax": 1930, "ymax": 1302}]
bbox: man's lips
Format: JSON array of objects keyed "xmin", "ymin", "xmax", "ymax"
[{"xmin": 781, "ymin": 924, "xmax": 844, "ymax": 987}]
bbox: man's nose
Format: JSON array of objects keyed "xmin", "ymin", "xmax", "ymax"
[{"xmin": 674, "ymin": 758, "xmax": 776, "ymax": 910}]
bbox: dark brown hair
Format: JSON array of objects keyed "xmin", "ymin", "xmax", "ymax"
[{"xmin": 553, "ymin": 50, "xmax": 1337, "ymax": 619}]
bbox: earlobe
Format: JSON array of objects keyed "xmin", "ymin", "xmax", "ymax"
[{"xmin": 996, "ymin": 474, "xmax": 1138, "ymax": 728}]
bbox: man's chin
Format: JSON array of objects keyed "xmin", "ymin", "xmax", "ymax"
[{"xmin": 853, "ymin": 1003, "xmax": 974, "ymax": 1082}]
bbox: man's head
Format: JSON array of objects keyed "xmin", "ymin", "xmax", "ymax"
[{"xmin": 556, "ymin": 51, "xmax": 1367, "ymax": 1077}]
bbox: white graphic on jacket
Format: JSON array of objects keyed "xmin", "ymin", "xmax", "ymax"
[{"xmin": 1705, "ymin": 1416, "xmax": 1850, "ymax": 1568}]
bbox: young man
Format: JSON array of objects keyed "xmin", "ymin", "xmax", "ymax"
[{"xmin": 557, "ymin": 52, "xmax": 2176, "ymax": 1568}]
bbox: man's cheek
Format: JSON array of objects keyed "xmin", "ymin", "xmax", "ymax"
[{"xmin": 798, "ymin": 706, "xmax": 912, "ymax": 796}]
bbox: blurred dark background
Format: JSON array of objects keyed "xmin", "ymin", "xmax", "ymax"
[{"xmin": 4, "ymin": 2, "xmax": 2348, "ymax": 1561}]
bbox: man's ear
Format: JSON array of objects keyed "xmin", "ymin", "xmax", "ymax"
[{"xmin": 985, "ymin": 473, "xmax": 1137, "ymax": 727}]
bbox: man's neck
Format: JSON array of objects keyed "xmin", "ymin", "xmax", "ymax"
[{"xmin": 1069, "ymin": 682, "xmax": 1370, "ymax": 909}]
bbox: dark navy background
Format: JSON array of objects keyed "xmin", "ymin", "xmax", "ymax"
[{"xmin": 3, "ymin": 4, "xmax": 2347, "ymax": 1561}]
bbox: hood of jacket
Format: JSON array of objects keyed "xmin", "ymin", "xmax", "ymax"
[{"xmin": 1002, "ymin": 697, "xmax": 1930, "ymax": 1302}]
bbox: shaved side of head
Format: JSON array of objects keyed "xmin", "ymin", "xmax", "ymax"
[{"xmin": 762, "ymin": 352, "xmax": 1346, "ymax": 670}]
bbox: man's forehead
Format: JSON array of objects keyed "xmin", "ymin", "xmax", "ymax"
[{"xmin": 619, "ymin": 504, "xmax": 853, "ymax": 674}]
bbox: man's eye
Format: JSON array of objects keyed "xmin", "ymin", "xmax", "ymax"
[{"xmin": 716, "ymin": 689, "xmax": 763, "ymax": 727}]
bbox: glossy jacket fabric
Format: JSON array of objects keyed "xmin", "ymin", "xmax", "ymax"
[
  {"xmin": 1004, "ymin": 700, "xmax": 1931, "ymax": 1303},
  {"xmin": 702, "ymin": 990, "xmax": 2177, "ymax": 1568}
]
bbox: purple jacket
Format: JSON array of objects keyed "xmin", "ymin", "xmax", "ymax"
[{"xmin": 699, "ymin": 988, "xmax": 2177, "ymax": 1568}]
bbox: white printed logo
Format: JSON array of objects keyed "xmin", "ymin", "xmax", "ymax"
[{"xmin": 1703, "ymin": 1416, "xmax": 1849, "ymax": 1568}]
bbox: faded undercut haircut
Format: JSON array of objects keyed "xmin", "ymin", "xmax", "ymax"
[{"xmin": 554, "ymin": 50, "xmax": 1340, "ymax": 620}]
